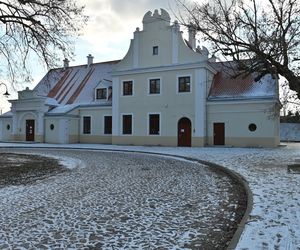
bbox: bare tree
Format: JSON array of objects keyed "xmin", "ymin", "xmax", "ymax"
[
  {"xmin": 0, "ymin": 0, "xmax": 87, "ymax": 86},
  {"xmin": 177, "ymin": 0, "xmax": 300, "ymax": 97},
  {"xmin": 280, "ymin": 80, "xmax": 299, "ymax": 117}
]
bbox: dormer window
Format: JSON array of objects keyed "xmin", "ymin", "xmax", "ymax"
[
  {"xmin": 153, "ymin": 46, "xmax": 158, "ymax": 55},
  {"xmin": 96, "ymin": 88, "xmax": 107, "ymax": 100}
]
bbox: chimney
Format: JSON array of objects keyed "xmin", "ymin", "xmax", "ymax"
[
  {"xmin": 188, "ymin": 25, "xmax": 196, "ymax": 50},
  {"xmin": 87, "ymin": 54, "xmax": 94, "ymax": 67},
  {"xmin": 63, "ymin": 58, "xmax": 69, "ymax": 69}
]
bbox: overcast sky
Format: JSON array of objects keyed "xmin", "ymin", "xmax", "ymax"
[
  {"xmin": 74, "ymin": 0, "xmax": 178, "ymax": 65},
  {"xmin": 1, "ymin": 0, "xmax": 184, "ymax": 112}
]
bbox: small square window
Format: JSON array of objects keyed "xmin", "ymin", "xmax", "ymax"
[
  {"xmin": 123, "ymin": 81, "xmax": 133, "ymax": 96},
  {"xmin": 149, "ymin": 79, "xmax": 160, "ymax": 94},
  {"xmin": 153, "ymin": 46, "xmax": 158, "ymax": 55},
  {"xmin": 96, "ymin": 88, "xmax": 107, "ymax": 99},
  {"xmin": 178, "ymin": 76, "xmax": 191, "ymax": 92}
]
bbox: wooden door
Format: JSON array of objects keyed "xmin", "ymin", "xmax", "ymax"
[
  {"xmin": 213, "ymin": 123, "xmax": 225, "ymax": 145},
  {"xmin": 178, "ymin": 118, "xmax": 191, "ymax": 147},
  {"xmin": 26, "ymin": 119, "xmax": 35, "ymax": 141}
]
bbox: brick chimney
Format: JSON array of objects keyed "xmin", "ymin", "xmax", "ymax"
[{"xmin": 87, "ymin": 54, "xmax": 94, "ymax": 67}]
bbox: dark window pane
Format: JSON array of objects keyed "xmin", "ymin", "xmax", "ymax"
[
  {"xmin": 153, "ymin": 46, "xmax": 158, "ymax": 55},
  {"xmin": 149, "ymin": 79, "xmax": 160, "ymax": 94},
  {"xmin": 178, "ymin": 76, "xmax": 191, "ymax": 92},
  {"xmin": 104, "ymin": 116, "xmax": 112, "ymax": 134},
  {"xmin": 123, "ymin": 81, "xmax": 133, "ymax": 96},
  {"xmin": 96, "ymin": 88, "xmax": 107, "ymax": 99},
  {"xmin": 149, "ymin": 114, "xmax": 159, "ymax": 135},
  {"xmin": 83, "ymin": 116, "xmax": 91, "ymax": 134},
  {"xmin": 123, "ymin": 115, "xmax": 132, "ymax": 134}
]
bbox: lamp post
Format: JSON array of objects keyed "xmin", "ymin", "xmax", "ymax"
[{"xmin": 0, "ymin": 82, "xmax": 10, "ymax": 97}]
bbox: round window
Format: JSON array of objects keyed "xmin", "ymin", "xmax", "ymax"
[
  {"xmin": 248, "ymin": 123, "xmax": 257, "ymax": 132},
  {"xmin": 6, "ymin": 124, "xmax": 10, "ymax": 130},
  {"xmin": 50, "ymin": 124, "xmax": 55, "ymax": 130}
]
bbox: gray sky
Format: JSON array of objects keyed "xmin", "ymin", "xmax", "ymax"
[
  {"xmin": 1, "ymin": 0, "xmax": 182, "ymax": 112},
  {"xmin": 74, "ymin": 0, "xmax": 177, "ymax": 65}
]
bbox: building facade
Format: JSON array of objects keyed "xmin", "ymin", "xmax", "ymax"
[{"xmin": 0, "ymin": 9, "xmax": 280, "ymax": 147}]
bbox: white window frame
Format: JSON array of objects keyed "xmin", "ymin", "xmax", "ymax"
[
  {"xmin": 121, "ymin": 79, "xmax": 134, "ymax": 97},
  {"xmin": 95, "ymin": 87, "xmax": 108, "ymax": 100},
  {"xmin": 147, "ymin": 112, "xmax": 161, "ymax": 136},
  {"xmin": 121, "ymin": 113, "xmax": 133, "ymax": 135},
  {"xmin": 148, "ymin": 77, "xmax": 162, "ymax": 96},
  {"xmin": 177, "ymin": 75, "xmax": 192, "ymax": 94}
]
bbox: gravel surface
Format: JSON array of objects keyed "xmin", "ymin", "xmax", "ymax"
[{"xmin": 0, "ymin": 148, "xmax": 247, "ymax": 249}]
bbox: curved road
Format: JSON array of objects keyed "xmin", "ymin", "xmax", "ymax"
[{"xmin": 0, "ymin": 148, "xmax": 246, "ymax": 249}]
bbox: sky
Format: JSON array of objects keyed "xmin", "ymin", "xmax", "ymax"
[
  {"xmin": 0, "ymin": 0, "xmax": 298, "ymax": 113},
  {"xmin": 0, "ymin": 0, "xmax": 184, "ymax": 113}
]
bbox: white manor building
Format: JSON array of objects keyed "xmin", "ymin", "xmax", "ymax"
[{"xmin": 0, "ymin": 9, "xmax": 280, "ymax": 147}]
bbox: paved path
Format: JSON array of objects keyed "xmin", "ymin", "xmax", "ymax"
[{"xmin": 0, "ymin": 148, "xmax": 246, "ymax": 249}]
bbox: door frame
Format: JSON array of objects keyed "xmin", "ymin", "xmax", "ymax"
[{"xmin": 177, "ymin": 117, "xmax": 192, "ymax": 147}]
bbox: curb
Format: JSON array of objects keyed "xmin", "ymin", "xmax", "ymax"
[{"xmin": 0, "ymin": 145, "xmax": 253, "ymax": 249}]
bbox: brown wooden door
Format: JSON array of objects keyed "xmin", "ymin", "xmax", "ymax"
[
  {"xmin": 178, "ymin": 118, "xmax": 191, "ymax": 147},
  {"xmin": 213, "ymin": 123, "xmax": 225, "ymax": 145},
  {"xmin": 26, "ymin": 119, "xmax": 35, "ymax": 141}
]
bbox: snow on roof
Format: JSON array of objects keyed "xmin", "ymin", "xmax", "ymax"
[
  {"xmin": 47, "ymin": 102, "xmax": 112, "ymax": 115},
  {"xmin": 45, "ymin": 97, "xmax": 59, "ymax": 107},
  {"xmin": 0, "ymin": 111, "xmax": 12, "ymax": 117},
  {"xmin": 208, "ymin": 62, "xmax": 277, "ymax": 100},
  {"xmin": 34, "ymin": 60, "xmax": 120, "ymax": 105},
  {"xmin": 47, "ymin": 103, "xmax": 80, "ymax": 114}
]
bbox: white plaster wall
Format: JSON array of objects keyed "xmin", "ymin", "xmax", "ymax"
[
  {"xmin": 207, "ymin": 100, "xmax": 280, "ymax": 145},
  {"xmin": 0, "ymin": 118, "xmax": 12, "ymax": 141},
  {"xmin": 116, "ymin": 69, "xmax": 197, "ymax": 137},
  {"xmin": 79, "ymin": 107, "xmax": 112, "ymax": 136}
]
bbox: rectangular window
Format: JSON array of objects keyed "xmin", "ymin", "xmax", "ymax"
[
  {"xmin": 96, "ymin": 88, "xmax": 107, "ymax": 99},
  {"xmin": 178, "ymin": 76, "xmax": 191, "ymax": 92},
  {"xmin": 123, "ymin": 81, "xmax": 133, "ymax": 96},
  {"xmin": 149, "ymin": 114, "xmax": 160, "ymax": 135},
  {"xmin": 104, "ymin": 116, "xmax": 112, "ymax": 134},
  {"xmin": 83, "ymin": 116, "xmax": 91, "ymax": 134},
  {"xmin": 153, "ymin": 46, "xmax": 158, "ymax": 55},
  {"xmin": 122, "ymin": 115, "xmax": 132, "ymax": 134},
  {"xmin": 149, "ymin": 79, "xmax": 160, "ymax": 94}
]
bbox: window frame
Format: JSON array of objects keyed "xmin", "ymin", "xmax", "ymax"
[
  {"xmin": 148, "ymin": 78, "xmax": 161, "ymax": 95},
  {"xmin": 122, "ymin": 80, "xmax": 134, "ymax": 96},
  {"xmin": 148, "ymin": 113, "xmax": 161, "ymax": 136},
  {"xmin": 83, "ymin": 116, "xmax": 91, "ymax": 134},
  {"xmin": 96, "ymin": 88, "xmax": 107, "ymax": 100},
  {"xmin": 122, "ymin": 114, "xmax": 133, "ymax": 135},
  {"xmin": 177, "ymin": 75, "xmax": 192, "ymax": 93},
  {"xmin": 104, "ymin": 115, "xmax": 112, "ymax": 135}
]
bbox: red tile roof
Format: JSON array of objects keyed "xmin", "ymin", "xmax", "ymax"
[{"xmin": 208, "ymin": 62, "xmax": 277, "ymax": 100}]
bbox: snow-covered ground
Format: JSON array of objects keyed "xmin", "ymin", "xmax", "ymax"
[
  {"xmin": 0, "ymin": 142, "xmax": 299, "ymax": 249},
  {"xmin": 0, "ymin": 148, "xmax": 245, "ymax": 249}
]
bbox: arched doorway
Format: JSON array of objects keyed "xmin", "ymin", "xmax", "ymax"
[
  {"xmin": 177, "ymin": 117, "xmax": 191, "ymax": 147},
  {"xmin": 26, "ymin": 119, "xmax": 35, "ymax": 141}
]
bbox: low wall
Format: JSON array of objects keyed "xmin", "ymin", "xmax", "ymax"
[{"xmin": 280, "ymin": 123, "xmax": 300, "ymax": 142}]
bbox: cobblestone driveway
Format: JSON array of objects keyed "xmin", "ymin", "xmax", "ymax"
[{"xmin": 0, "ymin": 148, "xmax": 246, "ymax": 249}]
